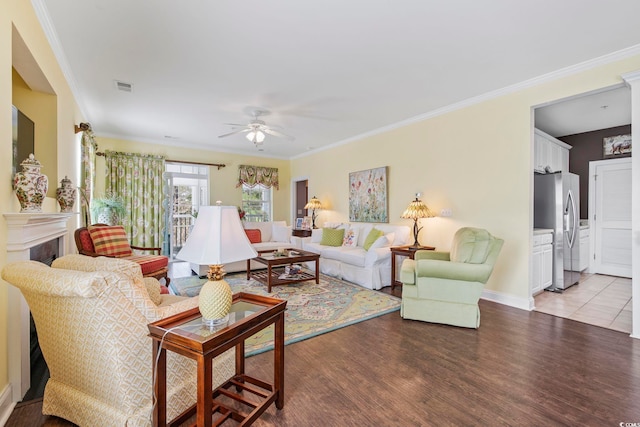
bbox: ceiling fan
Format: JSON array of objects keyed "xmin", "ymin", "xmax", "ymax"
[{"xmin": 218, "ymin": 109, "xmax": 294, "ymax": 147}]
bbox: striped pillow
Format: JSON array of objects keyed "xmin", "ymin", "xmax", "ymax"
[{"xmin": 88, "ymin": 225, "xmax": 133, "ymax": 257}]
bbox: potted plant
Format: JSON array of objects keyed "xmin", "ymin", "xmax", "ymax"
[{"xmin": 91, "ymin": 192, "xmax": 126, "ymax": 225}]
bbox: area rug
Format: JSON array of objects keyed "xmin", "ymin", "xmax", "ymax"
[{"xmin": 169, "ymin": 273, "xmax": 401, "ymax": 356}]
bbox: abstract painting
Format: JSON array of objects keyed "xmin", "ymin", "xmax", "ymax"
[{"xmin": 349, "ymin": 166, "xmax": 388, "ymax": 222}]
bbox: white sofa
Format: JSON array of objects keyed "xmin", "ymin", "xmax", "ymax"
[
  {"xmin": 190, "ymin": 220, "xmax": 296, "ymax": 276},
  {"xmin": 299, "ymin": 222, "xmax": 411, "ymax": 290}
]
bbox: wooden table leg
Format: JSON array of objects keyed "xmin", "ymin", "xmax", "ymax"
[
  {"xmin": 274, "ymin": 311, "xmax": 285, "ymax": 409},
  {"xmin": 246, "ymin": 259, "xmax": 251, "ymax": 280},
  {"xmin": 267, "ymin": 265, "xmax": 272, "ymax": 293},
  {"xmin": 391, "ymin": 252, "xmax": 397, "ymax": 290},
  {"xmin": 152, "ymin": 341, "xmax": 167, "ymax": 427},
  {"xmin": 197, "ymin": 354, "xmax": 213, "ymax": 427},
  {"xmin": 314, "ymin": 258, "xmax": 319, "ymax": 284}
]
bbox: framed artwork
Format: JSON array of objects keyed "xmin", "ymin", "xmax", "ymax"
[
  {"xmin": 348, "ymin": 166, "xmax": 388, "ymax": 222},
  {"xmin": 603, "ymin": 134, "xmax": 631, "ymax": 158},
  {"xmin": 295, "ymin": 217, "xmax": 303, "ymax": 229},
  {"xmin": 301, "ymin": 216, "xmax": 312, "ymax": 230}
]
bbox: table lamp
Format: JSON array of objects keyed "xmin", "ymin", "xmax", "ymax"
[
  {"xmin": 401, "ymin": 194, "xmax": 435, "ymax": 247},
  {"xmin": 177, "ymin": 205, "xmax": 257, "ymax": 328},
  {"xmin": 304, "ymin": 196, "xmax": 323, "ymax": 229}
]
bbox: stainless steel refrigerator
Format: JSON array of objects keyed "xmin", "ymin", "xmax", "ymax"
[{"xmin": 534, "ymin": 172, "xmax": 580, "ymax": 291}]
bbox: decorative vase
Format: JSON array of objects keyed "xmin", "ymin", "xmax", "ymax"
[
  {"xmin": 55, "ymin": 176, "xmax": 76, "ymax": 213},
  {"xmin": 13, "ymin": 154, "xmax": 48, "ymax": 213},
  {"xmin": 97, "ymin": 208, "xmax": 119, "ymax": 226}
]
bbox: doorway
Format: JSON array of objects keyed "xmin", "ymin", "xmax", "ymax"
[
  {"xmin": 294, "ymin": 179, "xmax": 309, "ymax": 223},
  {"xmin": 589, "ymin": 157, "xmax": 632, "ymax": 278},
  {"xmin": 532, "ymin": 85, "xmax": 633, "ymax": 333},
  {"xmin": 165, "ymin": 163, "xmax": 209, "ymax": 260}
]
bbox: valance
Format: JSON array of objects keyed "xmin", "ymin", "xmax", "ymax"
[{"xmin": 236, "ymin": 165, "xmax": 279, "ymax": 189}]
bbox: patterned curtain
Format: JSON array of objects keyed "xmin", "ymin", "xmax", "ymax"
[
  {"xmin": 236, "ymin": 165, "xmax": 279, "ymax": 189},
  {"xmin": 80, "ymin": 126, "xmax": 97, "ymax": 226},
  {"xmin": 104, "ymin": 150, "xmax": 166, "ymax": 250}
]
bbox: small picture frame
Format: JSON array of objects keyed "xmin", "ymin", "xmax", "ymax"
[
  {"xmin": 603, "ymin": 134, "xmax": 631, "ymax": 158},
  {"xmin": 301, "ymin": 216, "xmax": 312, "ymax": 230},
  {"xmin": 295, "ymin": 217, "xmax": 303, "ymax": 229}
]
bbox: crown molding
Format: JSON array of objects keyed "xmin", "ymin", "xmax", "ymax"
[{"xmin": 296, "ymin": 44, "xmax": 640, "ymax": 160}]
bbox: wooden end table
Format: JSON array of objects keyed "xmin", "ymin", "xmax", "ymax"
[
  {"xmin": 292, "ymin": 228, "xmax": 312, "ymax": 237},
  {"xmin": 390, "ymin": 245, "xmax": 435, "ymax": 290},
  {"xmin": 148, "ymin": 292, "xmax": 287, "ymax": 427},
  {"xmin": 248, "ymin": 248, "xmax": 320, "ymax": 292}
]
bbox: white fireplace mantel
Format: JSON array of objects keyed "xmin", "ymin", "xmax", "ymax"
[
  {"xmin": 3, "ymin": 212, "xmax": 74, "ymax": 402},
  {"xmin": 4, "ymin": 213, "xmax": 74, "ymax": 252}
]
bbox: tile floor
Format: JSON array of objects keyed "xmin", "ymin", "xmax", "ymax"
[{"xmin": 534, "ymin": 273, "xmax": 632, "ymax": 333}]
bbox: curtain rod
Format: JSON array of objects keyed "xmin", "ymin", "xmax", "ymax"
[{"xmin": 95, "ymin": 151, "xmax": 226, "ymax": 170}]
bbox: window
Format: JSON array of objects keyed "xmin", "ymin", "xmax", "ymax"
[{"xmin": 241, "ymin": 184, "xmax": 272, "ymax": 222}]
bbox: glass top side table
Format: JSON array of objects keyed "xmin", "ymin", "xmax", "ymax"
[{"xmin": 148, "ymin": 292, "xmax": 287, "ymax": 426}]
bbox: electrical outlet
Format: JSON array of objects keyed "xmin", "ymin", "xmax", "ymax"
[{"xmin": 440, "ymin": 208, "xmax": 452, "ymax": 217}]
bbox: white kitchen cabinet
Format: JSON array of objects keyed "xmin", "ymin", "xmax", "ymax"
[
  {"xmin": 532, "ymin": 231, "xmax": 553, "ymax": 295},
  {"xmin": 579, "ymin": 226, "xmax": 590, "ymax": 271},
  {"xmin": 534, "ymin": 128, "xmax": 571, "ymax": 173}
]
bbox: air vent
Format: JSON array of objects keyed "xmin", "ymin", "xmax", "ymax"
[{"xmin": 114, "ymin": 80, "xmax": 133, "ymax": 92}]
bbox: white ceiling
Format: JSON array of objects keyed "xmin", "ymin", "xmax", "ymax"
[
  {"xmin": 535, "ymin": 85, "xmax": 631, "ymax": 138},
  {"xmin": 34, "ymin": 0, "xmax": 640, "ymax": 159}
]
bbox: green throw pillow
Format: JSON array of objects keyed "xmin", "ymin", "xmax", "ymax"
[
  {"xmin": 363, "ymin": 228, "xmax": 384, "ymax": 250},
  {"xmin": 320, "ymin": 228, "xmax": 345, "ymax": 246}
]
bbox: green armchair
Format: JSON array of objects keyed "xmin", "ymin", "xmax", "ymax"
[{"xmin": 400, "ymin": 227, "xmax": 503, "ymax": 328}]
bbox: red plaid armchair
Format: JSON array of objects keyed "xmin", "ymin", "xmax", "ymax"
[{"xmin": 74, "ymin": 224, "xmax": 170, "ymax": 292}]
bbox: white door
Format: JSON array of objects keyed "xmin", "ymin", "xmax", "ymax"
[{"xmin": 590, "ymin": 158, "xmax": 632, "ymax": 277}]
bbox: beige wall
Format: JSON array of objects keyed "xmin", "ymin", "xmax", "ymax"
[
  {"xmin": 1, "ymin": 0, "xmax": 83, "ymax": 407},
  {"xmin": 94, "ymin": 137, "xmax": 291, "ymax": 221},
  {"xmin": 291, "ymin": 55, "xmax": 640, "ymax": 305}
]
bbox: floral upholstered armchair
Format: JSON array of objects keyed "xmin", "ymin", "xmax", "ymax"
[
  {"xmin": 400, "ymin": 227, "xmax": 504, "ymax": 328},
  {"xmin": 1, "ymin": 255, "xmax": 234, "ymax": 427}
]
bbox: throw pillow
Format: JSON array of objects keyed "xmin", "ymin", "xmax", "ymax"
[
  {"xmin": 310, "ymin": 228, "xmax": 323, "ymax": 243},
  {"xmin": 272, "ymin": 225, "xmax": 292, "ymax": 243},
  {"xmin": 342, "ymin": 227, "xmax": 360, "ymax": 247},
  {"xmin": 88, "ymin": 225, "xmax": 133, "ymax": 257},
  {"xmin": 320, "ymin": 228, "xmax": 345, "ymax": 247},
  {"xmin": 244, "ymin": 229, "xmax": 262, "ymax": 244},
  {"xmin": 142, "ymin": 277, "xmax": 163, "ymax": 305},
  {"xmin": 363, "ymin": 228, "xmax": 384, "ymax": 251},
  {"xmin": 369, "ymin": 233, "xmax": 392, "ymax": 250},
  {"xmin": 385, "ymin": 232, "xmax": 396, "ymax": 246}
]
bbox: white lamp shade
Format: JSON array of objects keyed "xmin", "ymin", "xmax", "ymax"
[{"xmin": 176, "ymin": 205, "xmax": 257, "ymax": 265}]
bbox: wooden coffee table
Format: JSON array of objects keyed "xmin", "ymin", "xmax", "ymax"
[{"xmin": 247, "ymin": 248, "xmax": 320, "ymax": 292}]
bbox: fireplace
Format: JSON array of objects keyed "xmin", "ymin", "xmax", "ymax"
[{"xmin": 3, "ymin": 213, "xmax": 74, "ymax": 402}]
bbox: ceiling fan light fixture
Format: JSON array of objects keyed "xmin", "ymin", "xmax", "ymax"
[{"xmin": 246, "ymin": 130, "xmax": 265, "ymax": 144}]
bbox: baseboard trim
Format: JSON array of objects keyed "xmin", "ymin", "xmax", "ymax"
[
  {"xmin": 481, "ymin": 289, "xmax": 532, "ymax": 311},
  {"xmin": 0, "ymin": 383, "xmax": 16, "ymax": 427}
]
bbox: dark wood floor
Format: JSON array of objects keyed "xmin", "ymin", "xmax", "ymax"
[{"xmin": 7, "ymin": 295, "xmax": 640, "ymax": 426}]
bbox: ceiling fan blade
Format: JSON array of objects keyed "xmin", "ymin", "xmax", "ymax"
[
  {"xmin": 218, "ymin": 128, "xmax": 250, "ymax": 138},
  {"xmin": 223, "ymin": 123, "xmax": 249, "ymax": 127},
  {"xmin": 263, "ymin": 127, "xmax": 295, "ymax": 140}
]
